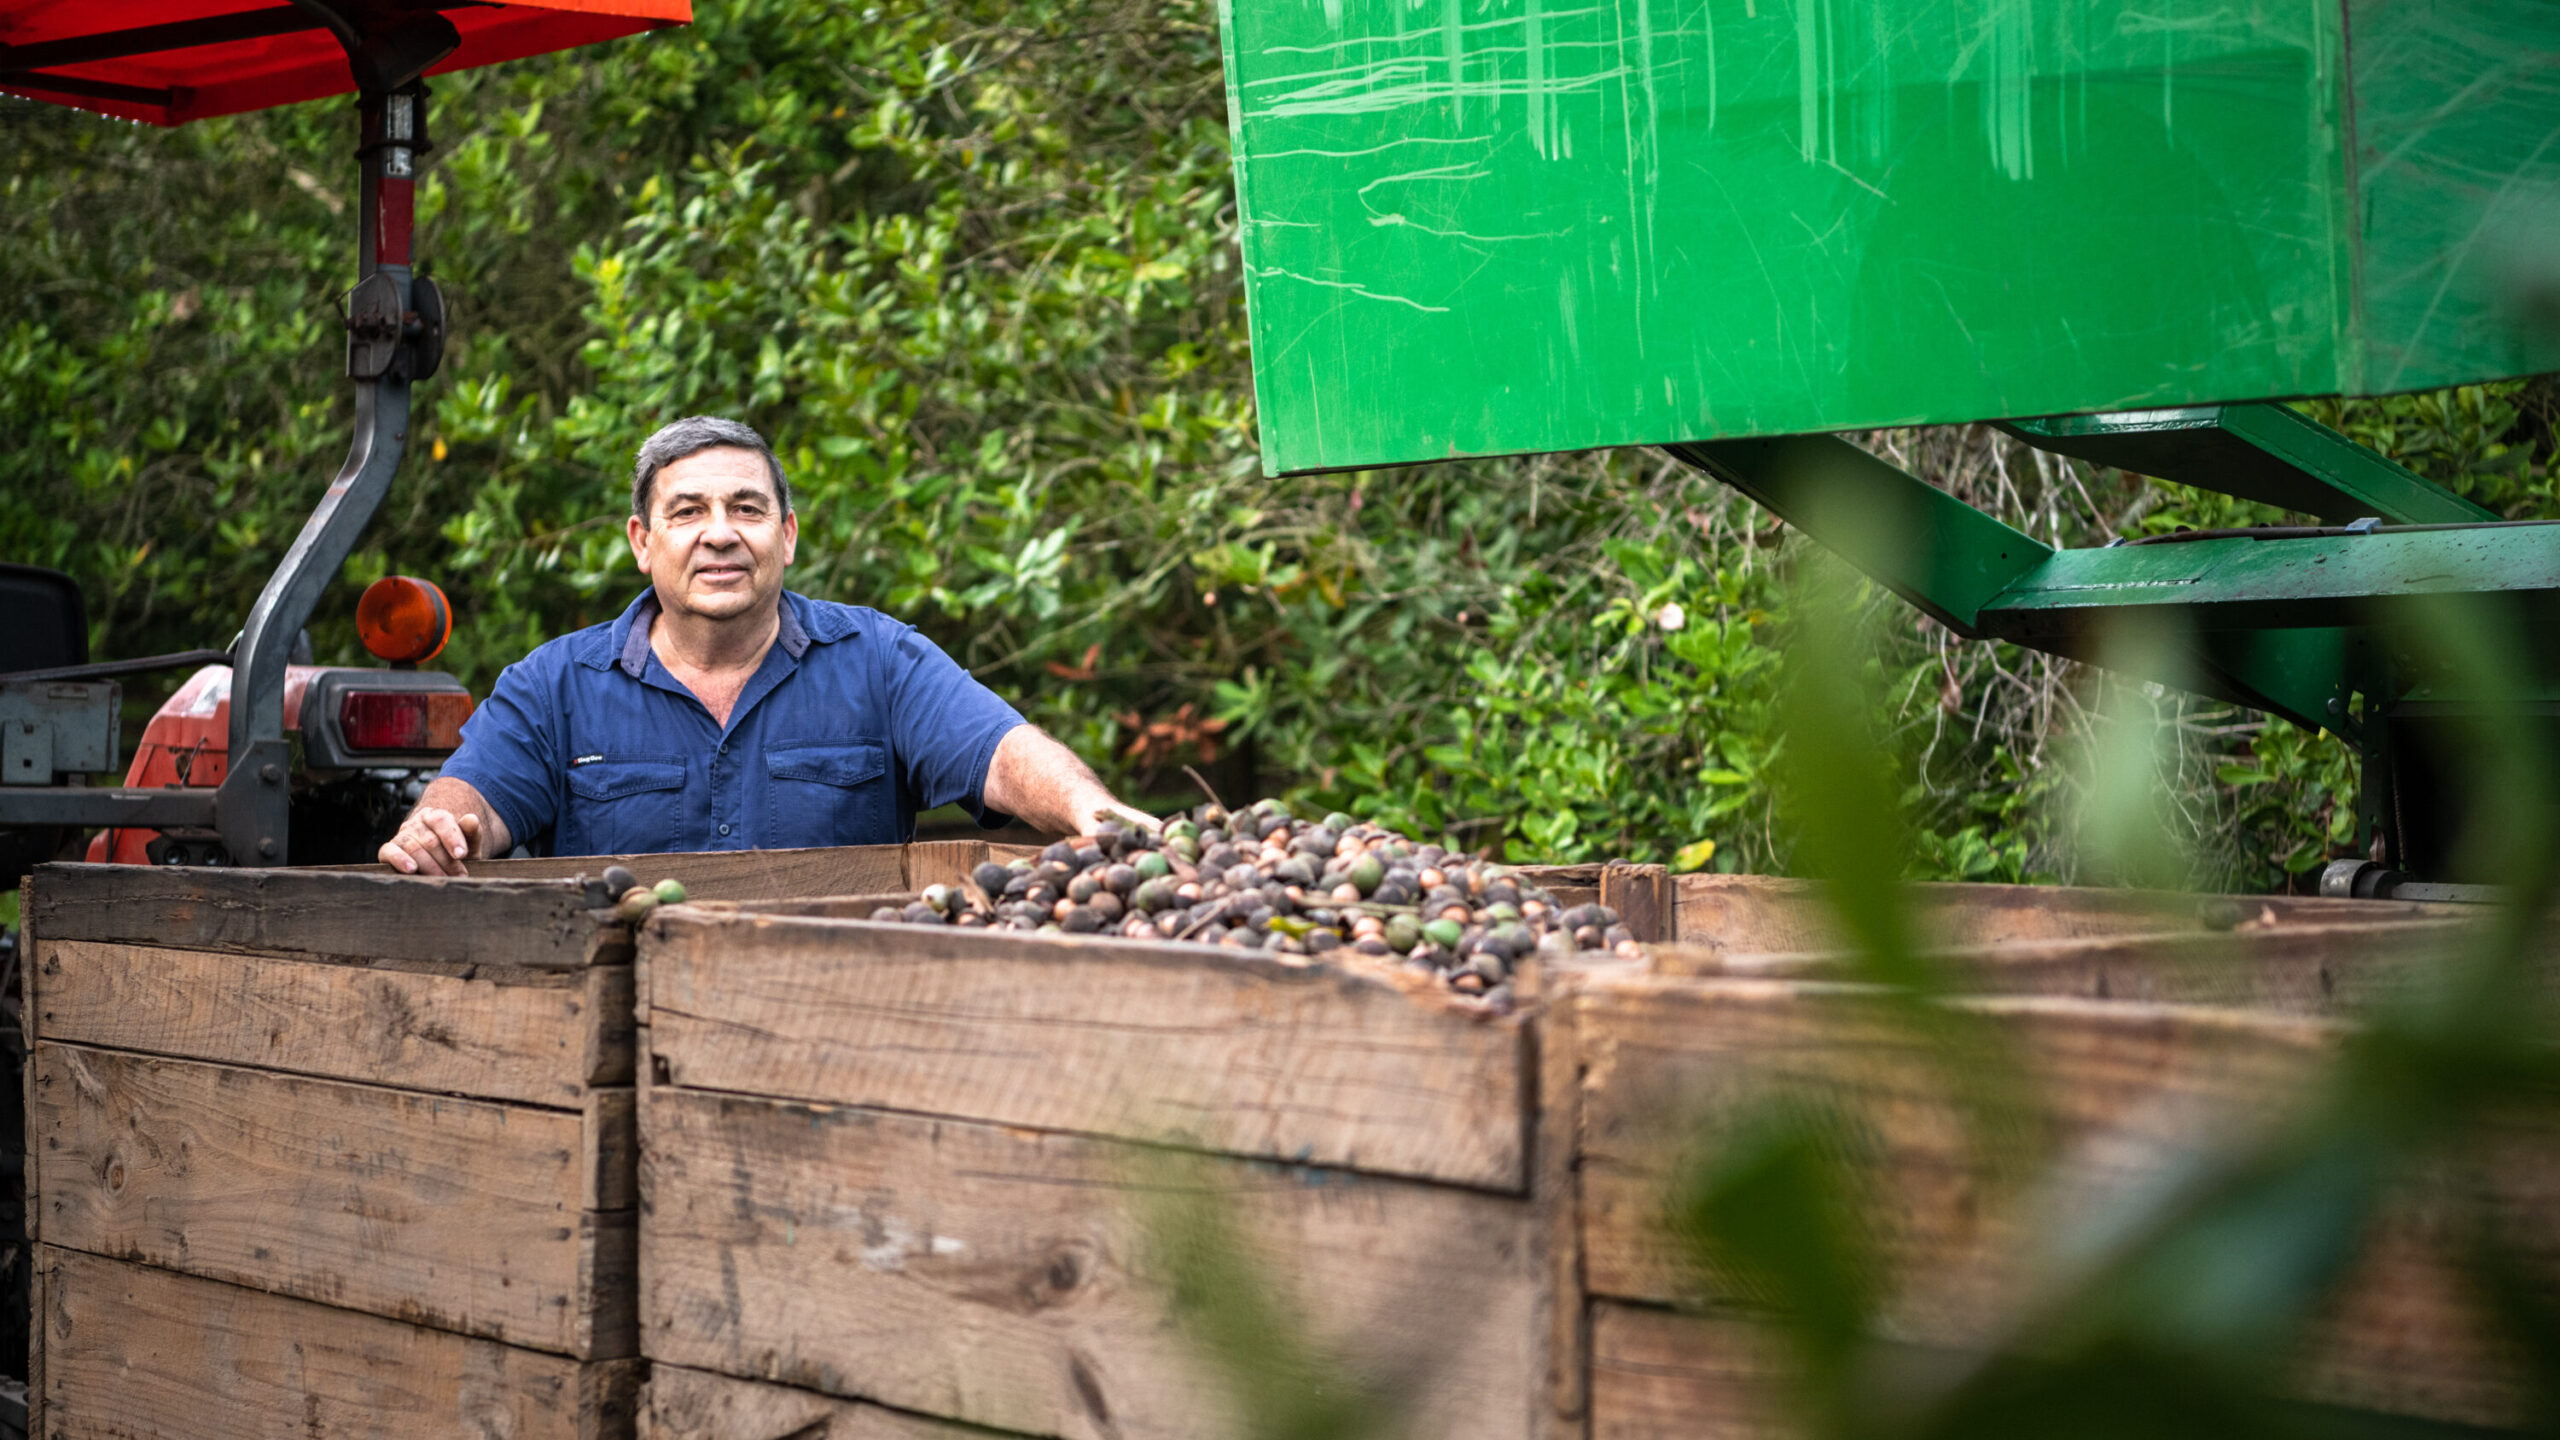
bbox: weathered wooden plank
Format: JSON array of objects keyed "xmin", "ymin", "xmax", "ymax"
[
  {"xmin": 26, "ymin": 1243, "xmax": 44, "ymax": 1437},
  {"xmin": 1507, "ymin": 864, "xmax": 1672, "ymax": 942},
  {"xmin": 644, "ymin": 1366, "xmax": 993, "ymax": 1440},
  {"xmin": 22, "ymin": 890, "xmax": 40, "ymax": 1253},
  {"xmin": 587, "ymin": 1088, "xmax": 639, "ymax": 1211},
  {"xmin": 28, "ymin": 862, "xmax": 617, "ymax": 970},
  {"xmin": 2290, "ymin": 1201, "xmax": 2546, "ymax": 1429},
  {"xmin": 36, "ymin": 1247, "xmax": 638, "ymax": 1440},
  {"xmin": 586, "ymin": 963, "xmax": 639, "ymax": 1088},
  {"xmin": 1514, "ymin": 865, "xmax": 1601, "ymax": 923},
  {"xmin": 901, "ymin": 840, "xmax": 992, "ymax": 891},
  {"xmin": 1574, "ymin": 977, "xmax": 2552, "ymax": 1429},
  {"xmin": 30, "ymin": 939, "xmax": 630, "ymax": 1105},
  {"xmin": 645, "ymin": 912, "xmax": 1530, "ymax": 1190},
  {"xmin": 1600, "ymin": 863, "xmax": 1677, "ymax": 945},
  {"xmin": 640, "ymin": 1092, "xmax": 1543, "ymax": 1440},
  {"xmin": 701, "ymin": 892, "xmax": 916, "ymax": 920},
  {"xmin": 1580, "ymin": 981, "xmax": 2316, "ymax": 1309},
  {"xmin": 1585, "ymin": 1279, "xmax": 2539, "ymax": 1440},
  {"xmin": 1589, "ymin": 1303, "xmax": 1788, "ymax": 1440},
  {"xmin": 1670, "ymin": 875, "xmax": 2453, "ymax": 962},
  {"xmin": 1661, "ymin": 921, "xmax": 2522, "ymax": 1014},
  {"xmin": 336, "ymin": 844, "xmax": 916, "ymax": 898},
  {"xmin": 34, "ymin": 1044, "xmax": 636, "ymax": 1358}
]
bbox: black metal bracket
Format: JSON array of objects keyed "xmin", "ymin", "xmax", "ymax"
[
  {"xmin": 342, "ymin": 271, "xmax": 446, "ymax": 382},
  {"xmin": 408, "ymin": 271, "xmax": 446, "ymax": 381},
  {"xmin": 345, "ymin": 273, "xmax": 406, "ymax": 380}
]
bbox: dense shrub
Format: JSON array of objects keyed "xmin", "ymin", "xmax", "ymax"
[{"xmin": 4, "ymin": 0, "xmax": 2552, "ymax": 887}]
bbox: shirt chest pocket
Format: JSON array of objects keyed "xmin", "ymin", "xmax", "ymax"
[
  {"xmin": 765, "ymin": 740, "xmax": 893, "ymax": 848},
  {"xmin": 562, "ymin": 754, "xmax": 689, "ymax": 856}
]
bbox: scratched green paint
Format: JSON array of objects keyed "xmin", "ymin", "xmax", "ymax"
[{"xmin": 1217, "ymin": 0, "xmax": 2560, "ymax": 474}]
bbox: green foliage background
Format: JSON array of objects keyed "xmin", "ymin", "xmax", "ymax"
[{"xmin": 4, "ymin": 0, "xmax": 2554, "ymax": 887}]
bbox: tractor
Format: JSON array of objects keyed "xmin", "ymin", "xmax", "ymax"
[{"xmin": 0, "ymin": 1, "xmax": 691, "ymax": 1403}]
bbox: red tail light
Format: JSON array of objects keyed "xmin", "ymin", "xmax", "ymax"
[{"xmin": 338, "ymin": 689, "xmax": 474, "ymax": 751}]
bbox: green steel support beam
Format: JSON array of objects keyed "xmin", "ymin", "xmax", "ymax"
[
  {"xmin": 1664, "ymin": 437, "xmax": 2353, "ymax": 731},
  {"xmin": 1672, "ymin": 434, "xmax": 2560, "ymax": 734},
  {"xmin": 1998, "ymin": 403, "xmax": 2499, "ymax": 526},
  {"xmin": 2176, "ymin": 627, "xmax": 2366, "ymax": 739},
  {"xmin": 1664, "ymin": 438, "xmax": 2050, "ymax": 638}
]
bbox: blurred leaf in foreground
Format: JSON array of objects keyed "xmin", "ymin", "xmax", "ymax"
[
  {"xmin": 1770, "ymin": 542, "xmax": 2038, "ymax": 1174},
  {"xmin": 1669, "ymin": 1096, "xmax": 1881, "ymax": 1428},
  {"xmin": 2071, "ymin": 616, "xmax": 2202, "ymax": 893},
  {"xmin": 1682, "ymin": 585, "xmax": 2560, "ymax": 1440},
  {"xmin": 1137, "ymin": 1151, "xmax": 1403, "ymax": 1440}
]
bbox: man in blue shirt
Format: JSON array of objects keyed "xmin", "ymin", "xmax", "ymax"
[{"xmin": 379, "ymin": 415, "xmax": 1149, "ymax": 874}]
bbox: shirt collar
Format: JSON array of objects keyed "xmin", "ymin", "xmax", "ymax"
[
  {"xmin": 581, "ymin": 588, "xmax": 833, "ymax": 674},
  {"xmin": 619, "ymin": 595, "xmax": 658, "ymax": 676}
]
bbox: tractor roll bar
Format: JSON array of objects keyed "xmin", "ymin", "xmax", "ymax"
[{"xmin": 215, "ymin": 14, "xmax": 451, "ymax": 863}]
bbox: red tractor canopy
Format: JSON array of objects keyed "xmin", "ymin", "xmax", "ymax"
[{"xmin": 0, "ymin": 0, "xmax": 686, "ymax": 126}]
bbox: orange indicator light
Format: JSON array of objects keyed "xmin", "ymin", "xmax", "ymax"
[{"xmin": 357, "ymin": 575, "xmax": 453, "ymax": 664}]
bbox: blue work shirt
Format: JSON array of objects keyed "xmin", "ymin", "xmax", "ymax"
[{"xmin": 441, "ymin": 588, "xmax": 1025, "ymax": 856}]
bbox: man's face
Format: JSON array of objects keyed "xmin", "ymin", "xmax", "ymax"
[{"xmin": 627, "ymin": 446, "xmax": 798, "ymax": 623}]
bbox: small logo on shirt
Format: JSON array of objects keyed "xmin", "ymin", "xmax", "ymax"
[{"xmin": 572, "ymin": 754, "xmax": 606, "ymax": 767}]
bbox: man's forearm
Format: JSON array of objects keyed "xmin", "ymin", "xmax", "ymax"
[{"xmin": 981, "ymin": 724, "xmax": 1152, "ymax": 836}]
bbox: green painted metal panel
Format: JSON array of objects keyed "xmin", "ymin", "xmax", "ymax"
[
  {"xmin": 2343, "ymin": 0, "xmax": 2560, "ymax": 395},
  {"xmin": 1220, "ymin": 0, "xmax": 2560, "ymax": 475}
]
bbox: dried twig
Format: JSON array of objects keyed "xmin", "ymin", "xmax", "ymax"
[{"xmin": 1181, "ymin": 764, "xmax": 1226, "ymax": 811}]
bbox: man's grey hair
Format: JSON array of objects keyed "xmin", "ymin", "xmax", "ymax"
[{"xmin": 631, "ymin": 416, "xmax": 792, "ymax": 525}]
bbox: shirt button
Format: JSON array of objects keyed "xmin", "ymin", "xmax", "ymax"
[{"xmin": 718, "ymin": 823, "xmax": 732, "ymax": 837}]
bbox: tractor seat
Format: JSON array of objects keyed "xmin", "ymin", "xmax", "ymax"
[{"xmin": 0, "ymin": 564, "xmax": 86, "ymax": 674}]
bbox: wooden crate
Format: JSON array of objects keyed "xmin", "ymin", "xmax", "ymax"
[
  {"xmin": 18, "ymin": 843, "xmax": 1001, "ymax": 1440},
  {"xmin": 1570, "ymin": 926, "xmax": 2560, "ymax": 1438},
  {"xmin": 630, "ymin": 883, "xmax": 2537, "ymax": 1440},
  {"xmin": 636, "ymin": 907, "xmax": 1578, "ymax": 1440}
]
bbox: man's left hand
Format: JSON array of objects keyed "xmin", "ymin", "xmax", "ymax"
[{"xmin": 1081, "ymin": 795, "xmax": 1162, "ymax": 834}]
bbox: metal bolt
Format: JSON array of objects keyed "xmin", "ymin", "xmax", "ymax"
[
  {"xmin": 260, "ymin": 763, "xmax": 283, "ymax": 784},
  {"xmin": 258, "ymin": 838, "xmax": 278, "ymax": 857}
]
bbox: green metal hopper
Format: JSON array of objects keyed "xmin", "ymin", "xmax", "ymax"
[
  {"xmin": 1218, "ymin": 0, "xmax": 2560, "ymax": 890},
  {"xmin": 1221, "ymin": 0, "xmax": 2559, "ymax": 473}
]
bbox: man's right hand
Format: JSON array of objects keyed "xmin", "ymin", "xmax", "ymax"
[{"xmin": 382, "ymin": 807, "xmax": 482, "ymax": 876}]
